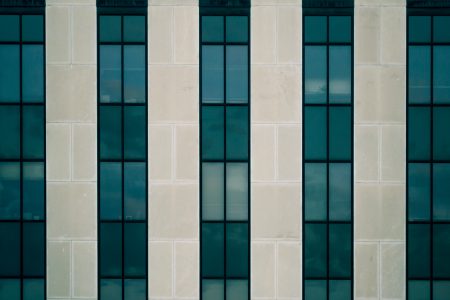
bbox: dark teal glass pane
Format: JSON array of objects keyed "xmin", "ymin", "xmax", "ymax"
[
  {"xmin": 329, "ymin": 46, "xmax": 351, "ymax": 104},
  {"xmin": 304, "ymin": 223, "xmax": 326, "ymax": 277},
  {"xmin": 433, "ymin": 225, "xmax": 450, "ymax": 277},
  {"xmin": 100, "ymin": 106, "xmax": 122, "ymax": 159},
  {"xmin": 202, "ymin": 16, "xmax": 224, "ymax": 43},
  {"xmin": 0, "ymin": 223, "xmax": 20, "ymax": 276},
  {"xmin": 434, "ymin": 47, "xmax": 450, "ymax": 104},
  {"xmin": 226, "ymin": 106, "xmax": 248, "ymax": 160},
  {"xmin": 329, "ymin": 163, "xmax": 351, "ymax": 221},
  {"xmin": 0, "ymin": 15, "xmax": 19, "ymax": 41},
  {"xmin": 226, "ymin": 46, "xmax": 248, "ymax": 103},
  {"xmin": 408, "ymin": 163, "xmax": 430, "ymax": 221},
  {"xmin": 23, "ymin": 106, "xmax": 44, "ymax": 159},
  {"xmin": 124, "ymin": 223, "xmax": 146, "ymax": 277},
  {"xmin": 23, "ymin": 222, "xmax": 45, "ymax": 276},
  {"xmin": 408, "ymin": 223, "xmax": 430, "ymax": 278},
  {"xmin": 226, "ymin": 16, "xmax": 248, "ymax": 43},
  {"xmin": 101, "ymin": 279, "xmax": 122, "ymax": 300},
  {"xmin": 433, "ymin": 164, "xmax": 450, "ymax": 221},
  {"xmin": 329, "ymin": 223, "xmax": 351, "ymax": 277},
  {"xmin": 0, "ymin": 106, "xmax": 20, "ymax": 159},
  {"xmin": 433, "ymin": 17, "xmax": 450, "ymax": 43},
  {"xmin": 226, "ymin": 223, "xmax": 248, "ymax": 277},
  {"xmin": 329, "ymin": 16, "xmax": 351, "ymax": 43},
  {"xmin": 329, "ymin": 280, "xmax": 351, "ymax": 300},
  {"xmin": 124, "ymin": 106, "xmax": 146, "ymax": 159},
  {"xmin": 22, "ymin": 15, "xmax": 44, "ymax": 42},
  {"xmin": 100, "ymin": 45, "xmax": 122, "ymax": 103},
  {"xmin": 202, "ymin": 223, "xmax": 224, "ymax": 277},
  {"xmin": 408, "ymin": 107, "xmax": 430, "ymax": 160},
  {"xmin": 124, "ymin": 279, "xmax": 146, "ymax": 300},
  {"xmin": 0, "ymin": 45, "xmax": 20, "ymax": 102},
  {"xmin": 409, "ymin": 16, "xmax": 431, "ymax": 43},
  {"xmin": 409, "ymin": 46, "xmax": 431, "ymax": 104},
  {"xmin": 202, "ymin": 106, "xmax": 224, "ymax": 160},
  {"xmin": 408, "ymin": 280, "xmax": 430, "ymax": 300},
  {"xmin": 0, "ymin": 162, "xmax": 20, "ymax": 220},
  {"xmin": 100, "ymin": 223, "xmax": 122, "ymax": 277},
  {"xmin": 100, "ymin": 16, "xmax": 121, "ymax": 42},
  {"xmin": 124, "ymin": 162, "xmax": 146, "ymax": 221},
  {"xmin": 202, "ymin": 279, "xmax": 224, "ymax": 300},
  {"xmin": 433, "ymin": 281, "xmax": 450, "ymax": 300},
  {"xmin": 124, "ymin": 16, "xmax": 145, "ymax": 42},
  {"xmin": 0, "ymin": 279, "xmax": 20, "ymax": 300},
  {"xmin": 226, "ymin": 163, "xmax": 248, "ymax": 221},
  {"xmin": 305, "ymin": 46, "xmax": 327, "ymax": 104},
  {"xmin": 305, "ymin": 163, "xmax": 327, "ymax": 221},
  {"xmin": 433, "ymin": 107, "xmax": 450, "ymax": 160},
  {"xmin": 23, "ymin": 279, "xmax": 44, "ymax": 300},
  {"xmin": 23, "ymin": 45, "xmax": 44, "ymax": 102},
  {"xmin": 329, "ymin": 106, "xmax": 351, "ymax": 160},
  {"xmin": 202, "ymin": 45, "xmax": 224, "ymax": 103},
  {"xmin": 305, "ymin": 280, "xmax": 326, "ymax": 300},
  {"xmin": 304, "ymin": 16, "xmax": 326, "ymax": 43},
  {"xmin": 124, "ymin": 46, "xmax": 146, "ymax": 103},
  {"xmin": 226, "ymin": 280, "xmax": 248, "ymax": 300},
  {"xmin": 305, "ymin": 106, "xmax": 327, "ymax": 160},
  {"xmin": 100, "ymin": 162, "xmax": 122, "ymax": 221},
  {"xmin": 23, "ymin": 162, "xmax": 45, "ymax": 221},
  {"xmin": 202, "ymin": 162, "xmax": 224, "ymax": 221}
]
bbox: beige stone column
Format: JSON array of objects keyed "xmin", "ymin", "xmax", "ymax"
[
  {"xmin": 251, "ymin": 1, "xmax": 302, "ymax": 299},
  {"xmin": 148, "ymin": 0, "xmax": 199, "ymax": 299},
  {"xmin": 46, "ymin": 0, "xmax": 97, "ymax": 299},
  {"xmin": 354, "ymin": 0, "xmax": 406, "ymax": 299}
]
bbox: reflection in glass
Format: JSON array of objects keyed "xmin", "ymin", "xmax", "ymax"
[
  {"xmin": 23, "ymin": 162, "xmax": 45, "ymax": 221},
  {"xmin": 100, "ymin": 45, "xmax": 122, "ymax": 103},
  {"xmin": 124, "ymin": 46, "xmax": 146, "ymax": 103},
  {"xmin": 330, "ymin": 46, "xmax": 351, "ymax": 103},
  {"xmin": 226, "ymin": 46, "xmax": 248, "ymax": 103},
  {"xmin": 329, "ymin": 163, "xmax": 351, "ymax": 221},
  {"xmin": 23, "ymin": 106, "xmax": 44, "ymax": 159},
  {"xmin": 434, "ymin": 47, "xmax": 450, "ymax": 103},
  {"xmin": 23, "ymin": 45, "xmax": 44, "ymax": 102},
  {"xmin": 433, "ymin": 164, "xmax": 450, "ymax": 221},
  {"xmin": 408, "ymin": 223, "xmax": 430, "ymax": 278},
  {"xmin": 226, "ymin": 106, "xmax": 248, "ymax": 160},
  {"xmin": 100, "ymin": 163, "xmax": 122, "ymax": 220},
  {"xmin": 101, "ymin": 279, "xmax": 122, "ymax": 300},
  {"xmin": 305, "ymin": 223, "xmax": 326, "ymax": 277},
  {"xmin": 226, "ymin": 223, "xmax": 248, "ymax": 277},
  {"xmin": 409, "ymin": 46, "xmax": 430, "ymax": 104},
  {"xmin": 124, "ymin": 223, "xmax": 146, "ymax": 276},
  {"xmin": 408, "ymin": 163, "xmax": 430, "ymax": 221},
  {"xmin": 226, "ymin": 280, "xmax": 248, "ymax": 300},
  {"xmin": 202, "ymin": 46, "xmax": 224, "ymax": 103},
  {"xmin": 305, "ymin": 163, "xmax": 327, "ymax": 221},
  {"xmin": 0, "ymin": 45, "xmax": 20, "ymax": 102},
  {"xmin": 202, "ymin": 279, "xmax": 224, "ymax": 300},
  {"xmin": 305, "ymin": 106, "xmax": 327, "ymax": 160},
  {"xmin": 226, "ymin": 163, "xmax": 248, "ymax": 221},
  {"xmin": 124, "ymin": 279, "xmax": 146, "ymax": 300},
  {"xmin": 305, "ymin": 46, "xmax": 327, "ymax": 103},
  {"xmin": 0, "ymin": 106, "xmax": 20, "ymax": 158},
  {"xmin": 305, "ymin": 280, "xmax": 327, "ymax": 300},
  {"xmin": 202, "ymin": 223, "xmax": 224, "ymax": 277},
  {"xmin": 202, "ymin": 163, "xmax": 224, "ymax": 221},
  {"xmin": 0, "ymin": 163, "xmax": 20, "ymax": 220},
  {"xmin": 124, "ymin": 163, "xmax": 146, "ymax": 221},
  {"xmin": 202, "ymin": 106, "xmax": 224, "ymax": 160}
]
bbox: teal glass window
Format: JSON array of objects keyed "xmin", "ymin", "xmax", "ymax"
[
  {"xmin": 329, "ymin": 163, "xmax": 351, "ymax": 221},
  {"xmin": 123, "ymin": 16, "xmax": 145, "ymax": 42},
  {"xmin": 329, "ymin": 16, "xmax": 351, "ymax": 43},
  {"xmin": 226, "ymin": 223, "xmax": 248, "ymax": 277},
  {"xmin": 408, "ymin": 107, "xmax": 431, "ymax": 160},
  {"xmin": 124, "ymin": 223, "xmax": 146, "ymax": 276},
  {"xmin": 0, "ymin": 162, "xmax": 20, "ymax": 220},
  {"xmin": 23, "ymin": 162, "xmax": 45, "ymax": 221},
  {"xmin": 0, "ymin": 15, "xmax": 19, "ymax": 41},
  {"xmin": 305, "ymin": 280, "xmax": 327, "ymax": 300},
  {"xmin": 329, "ymin": 46, "xmax": 351, "ymax": 103},
  {"xmin": 23, "ymin": 106, "xmax": 44, "ymax": 159},
  {"xmin": 202, "ymin": 163, "xmax": 225, "ymax": 221},
  {"xmin": 202, "ymin": 16, "xmax": 224, "ymax": 43},
  {"xmin": 100, "ymin": 162, "xmax": 122, "ymax": 220},
  {"xmin": 329, "ymin": 106, "xmax": 351, "ymax": 160},
  {"xmin": 202, "ymin": 223, "xmax": 225, "ymax": 277},
  {"xmin": 304, "ymin": 223, "xmax": 327, "ymax": 277},
  {"xmin": 329, "ymin": 280, "xmax": 351, "ymax": 300},
  {"xmin": 100, "ymin": 16, "xmax": 121, "ymax": 42},
  {"xmin": 433, "ymin": 224, "xmax": 450, "ymax": 277},
  {"xmin": 0, "ymin": 46, "xmax": 20, "ymax": 102},
  {"xmin": 23, "ymin": 223, "xmax": 45, "ymax": 276},
  {"xmin": 433, "ymin": 107, "xmax": 450, "ymax": 159},
  {"xmin": 202, "ymin": 46, "xmax": 224, "ymax": 103},
  {"xmin": 409, "ymin": 16, "xmax": 431, "ymax": 43},
  {"xmin": 304, "ymin": 106, "xmax": 327, "ymax": 160},
  {"xmin": 409, "ymin": 281, "xmax": 430, "ymax": 300},
  {"xmin": 23, "ymin": 279, "xmax": 44, "ymax": 300},
  {"xmin": 409, "ymin": 46, "xmax": 431, "ymax": 104},
  {"xmin": 304, "ymin": 16, "xmax": 327, "ymax": 43},
  {"xmin": 0, "ymin": 279, "xmax": 20, "ymax": 300},
  {"xmin": 124, "ymin": 163, "xmax": 146, "ymax": 220},
  {"xmin": 22, "ymin": 15, "xmax": 43, "ymax": 42},
  {"xmin": 226, "ymin": 280, "xmax": 248, "ymax": 300},
  {"xmin": 100, "ymin": 45, "xmax": 122, "ymax": 103},
  {"xmin": 408, "ymin": 224, "xmax": 431, "ymax": 277},
  {"xmin": 226, "ymin": 106, "xmax": 248, "ymax": 160},
  {"xmin": 226, "ymin": 163, "xmax": 248, "ymax": 221},
  {"xmin": 202, "ymin": 279, "xmax": 224, "ymax": 300},
  {"xmin": 305, "ymin": 163, "xmax": 327, "ymax": 221},
  {"xmin": 100, "ymin": 106, "xmax": 122, "ymax": 159},
  {"xmin": 305, "ymin": 46, "xmax": 327, "ymax": 104},
  {"xmin": 226, "ymin": 16, "xmax": 248, "ymax": 43},
  {"xmin": 124, "ymin": 279, "xmax": 146, "ymax": 300},
  {"xmin": 124, "ymin": 106, "xmax": 146, "ymax": 159},
  {"xmin": 226, "ymin": 46, "xmax": 248, "ymax": 103},
  {"xmin": 100, "ymin": 223, "xmax": 123, "ymax": 277},
  {"xmin": 124, "ymin": 46, "xmax": 146, "ymax": 103},
  {"xmin": 0, "ymin": 223, "xmax": 20, "ymax": 276},
  {"xmin": 22, "ymin": 45, "xmax": 44, "ymax": 102},
  {"xmin": 433, "ymin": 164, "xmax": 450, "ymax": 221},
  {"xmin": 433, "ymin": 16, "xmax": 450, "ymax": 43},
  {"xmin": 408, "ymin": 163, "xmax": 431, "ymax": 221},
  {"xmin": 202, "ymin": 106, "xmax": 225, "ymax": 159},
  {"xmin": 433, "ymin": 47, "xmax": 450, "ymax": 103},
  {"xmin": 101, "ymin": 279, "xmax": 122, "ymax": 300}
]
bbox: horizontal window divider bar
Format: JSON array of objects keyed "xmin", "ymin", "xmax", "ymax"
[
  {"xmin": 100, "ymin": 276, "xmax": 148, "ymax": 280},
  {"xmin": 0, "ymin": 220, "xmax": 45, "ymax": 223},
  {"xmin": 409, "ymin": 42, "xmax": 450, "ymax": 46},
  {"xmin": 201, "ymin": 103, "xmax": 249, "ymax": 107},
  {"xmin": 408, "ymin": 103, "xmax": 450, "ymax": 107},
  {"xmin": 408, "ymin": 160, "xmax": 450, "ymax": 163},
  {"xmin": 99, "ymin": 42, "xmax": 146, "ymax": 46},
  {"xmin": 201, "ymin": 159, "xmax": 249, "ymax": 163},
  {"xmin": 202, "ymin": 276, "xmax": 249, "ymax": 280},
  {"xmin": 202, "ymin": 220, "xmax": 249, "ymax": 224},
  {"xmin": 304, "ymin": 160, "xmax": 352, "ymax": 163},
  {"xmin": 201, "ymin": 42, "xmax": 249, "ymax": 46},
  {"xmin": 304, "ymin": 42, "xmax": 353, "ymax": 46},
  {"xmin": 408, "ymin": 220, "xmax": 450, "ymax": 224},
  {"xmin": 100, "ymin": 220, "xmax": 147, "ymax": 223},
  {"xmin": 0, "ymin": 159, "xmax": 45, "ymax": 162},
  {"xmin": 0, "ymin": 41, "xmax": 44, "ymax": 45},
  {"xmin": 304, "ymin": 103, "xmax": 352, "ymax": 107},
  {"xmin": 304, "ymin": 277, "xmax": 353, "ymax": 280},
  {"xmin": 99, "ymin": 102, "xmax": 147, "ymax": 107},
  {"xmin": 408, "ymin": 277, "xmax": 450, "ymax": 281},
  {"xmin": 0, "ymin": 276, "xmax": 46, "ymax": 279},
  {"xmin": 0, "ymin": 102, "xmax": 45, "ymax": 106},
  {"xmin": 304, "ymin": 220, "xmax": 352, "ymax": 224},
  {"xmin": 100, "ymin": 159, "xmax": 147, "ymax": 163}
]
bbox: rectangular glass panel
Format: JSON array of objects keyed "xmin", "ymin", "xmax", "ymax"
[
  {"xmin": 0, "ymin": 15, "xmax": 19, "ymax": 41},
  {"xmin": 23, "ymin": 279, "xmax": 44, "ymax": 300},
  {"xmin": 202, "ymin": 279, "xmax": 224, "ymax": 300},
  {"xmin": 22, "ymin": 45, "xmax": 44, "ymax": 102},
  {"xmin": 305, "ymin": 106, "xmax": 327, "ymax": 160},
  {"xmin": 226, "ymin": 163, "xmax": 248, "ymax": 221},
  {"xmin": 408, "ymin": 223, "xmax": 430, "ymax": 278},
  {"xmin": 124, "ymin": 106, "xmax": 146, "ymax": 159},
  {"xmin": 202, "ymin": 106, "xmax": 224, "ymax": 160},
  {"xmin": 329, "ymin": 223, "xmax": 351, "ymax": 277},
  {"xmin": 305, "ymin": 280, "xmax": 327, "ymax": 300},
  {"xmin": 124, "ymin": 16, "xmax": 145, "ymax": 42},
  {"xmin": 100, "ymin": 45, "xmax": 122, "ymax": 103},
  {"xmin": 329, "ymin": 280, "xmax": 351, "ymax": 300},
  {"xmin": 0, "ymin": 45, "xmax": 20, "ymax": 102},
  {"xmin": 329, "ymin": 163, "xmax": 351, "ymax": 221},
  {"xmin": 433, "ymin": 47, "xmax": 450, "ymax": 104},
  {"xmin": 100, "ymin": 162, "xmax": 122, "ymax": 221},
  {"xmin": 304, "ymin": 223, "xmax": 327, "ymax": 277},
  {"xmin": 23, "ymin": 162, "xmax": 45, "ymax": 221},
  {"xmin": 124, "ymin": 162, "xmax": 146, "ymax": 221},
  {"xmin": 329, "ymin": 16, "xmax": 351, "ymax": 43},
  {"xmin": 433, "ymin": 107, "xmax": 450, "ymax": 160},
  {"xmin": 226, "ymin": 106, "xmax": 248, "ymax": 160},
  {"xmin": 305, "ymin": 46, "xmax": 327, "ymax": 104},
  {"xmin": 202, "ymin": 163, "xmax": 224, "ymax": 221},
  {"xmin": 0, "ymin": 223, "xmax": 20, "ymax": 276},
  {"xmin": 124, "ymin": 223, "xmax": 146, "ymax": 277},
  {"xmin": 304, "ymin": 16, "xmax": 326, "ymax": 43},
  {"xmin": 22, "ymin": 15, "xmax": 43, "ymax": 42},
  {"xmin": 433, "ymin": 281, "xmax": 450, "ymax": 300},
  {"xmin": 202, "ymin": 223, "xmax": 224, "ymax": 277},
  {"xmin": 329, "ymin": 46, "xmax": 351, "ymax": 104},
  {"xmin": 329, "ymin": 106, "xmax": 351, "ymax": 160},
  {"xmin": 0, "ymin": 162, "xmax": 20, "ymax": 220},
  {"xmin": 409, "ymin": 46, "xmax": 431, "ymax": 104},
  {"xmin": 433, "ymin": 164, "xmax": 450, "ymax": 221},
  {"xmin": 409, "ymin": 16, "xmax": 431, "ymax": 43},
  {"xmin": 305, "ymin": 163, "xmax": 327, "ymax": 221},
  {"xmin": 0, "ymin": 279, "xmax": 20, "ymax": 300},
  {"xmin": 100, "ymin": 223, "xmax": 122, "ymax": 277},
  {"xmin": 23, "ymin": 223, "xmax": 45, "ymax": 276},
  {"xmin": 433, "ymin": 16, "xmax": 450, "ymax": 43},
  {"xmin": 433, "ymin": 224, "xmax": 450, "ymax": 278},
  {"xmin": 226, "ymin": 223, "xmax": 248, "ymax": 277},
  {"xmin": 408, "ymin": 107, "xmax": 431, "ymax": 160},
  {"xmin": 408, "ymin": 280, "xmax": 430, "ymax": 300},
  {"xmin": 124, "ymin": 279, "xmax": 146, "ymax": 300},
  {"xmin": 124, "ymin": 45, "xmax": 146, "ymax": 103},
  {"xmin": 202, "ymin": 45, "xmax": 224, "ymax": 103},
  {"xmin": 408, "ymin": 163, "xmax": 430, "ymax": 221},
  {"xmin": 226, "ymin": 16, "xmax": 248, "ymax": 43},
  {"xmin": 226, "ymin": 280, "xmax": 248, "ymax": 300},
  {"xmin": 100, "ymin": 106, "xmax": 122, "ymax": 159},
  {"xmin": 202, "ymin": 16, "xmax": 224, "ymax": 43},
  {"xmin": 226, "ymin": 46, "xmax": 248, "ymax": 103},
  {"xmin": 23, "ymin": 106, "xmax": 44, "ymax": 159},
  {"xmin": 0, "ymin": 106, "xmax": 20, "ymax": 158},
  {"xmin": 100, "ymin": 16, "xmax": 121, "ymax": 42},
  {"xmin": 101, "ymin": 279, "xmax": 122, "ymax": 300}
]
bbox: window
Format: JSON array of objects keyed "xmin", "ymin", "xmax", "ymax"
[
  {"xmin": 302, "ymin": 12, "xmax": 353, "ymax": 300},
  {"xmin": 0, "ymin": 11, "xmax": 46, "ymax": 300},
  {"xmin": 200, "ymin": 12, "xmax": 250, "ymax": 300},
  {"xmin": 98, "ymin": 11, "xmax": 148, "ymax": 300},
  {"xmin": 407, "ymin": 13, "xmax": 450, "ymax": 300}
]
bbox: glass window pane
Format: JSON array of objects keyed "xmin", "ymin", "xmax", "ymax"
[
  {"xmin": 409, "ymin": 16, "xmax": 431, "ymax": 43},
  {"xmin": 305, "ymin": 163, "xmax": 327, "ymax": 221},
  {"xmin": 409, "ymin": 46, "xmax": 431, "ymax": 104},
  {"xmin": 124, "ymin": 106, "xmax": 146, "ymax": 159},
  {"xmin": 408, "ymin": 223, "xmax": 430, "ymax": 278},
  {"xmin": 330, "ymin": 46, "xmax": 351, "ymax": 104},
  {"xmin": 23, "ymin": 223, "xmax": 45, "ymax": 276},
  {"xmin": 433, "ymin": 107, "xmax": 450, "ymax": 160},
  {"xmin": 329, "ymin": 163, "xmax": 351, "ymax": 221},
  {"xmin": 23, "ymin": 279, "xmax": 44, "ymax": 300},
  {"xmin": 329, "ymin": 280, "xmax": 351, "ymax": 300},
  {"xmin": 226, "ymin": 106, "xmax": 248, "ymax": 160},
  {"xmin": 305, "ymin": 106, "xmax": 327, "ymax": 160},
  {"xmin": 305, "ymin": 280, "xmax": 327, "ymax": 300},
  {"xmin": 124, "ymin": 163, "xmax": 146, "ymax": 221},
  {"xmin": 305, "ymin": 46, "xmax": 327, "ymax": 104},
  {"xmin": 226, "ymin": 163, "xmax": 248, "ymax": 221},
  {"xmin": 202, "ymin": 45, "xmax": 224, "ymax": 103},
  {"xmin": 0, "ymin": 45, "xmax": 20, "ymax": 102},
  {"xmin": 433, "ymin": 164, "xmax": 450, "ymax": 221},
  {"xmin": 100, "ymin": 45, "xmax": 122, "ymax": 103},
  {"xmin": 124, "ymin": 46, "xmax": 146, "ymax": 103},
  {"xmin": 124, "ymin": 16, "xmax": 145, "ymax": 42},
  {"xmin": 408, "ymin": 280, "xmax": 430, "ymax": 300},
  {"xmin": 101, "ymin": 279, "xmax": 122, "ymax": 300},
  {"xmin": 226, "ymin": 46, "xmax": 248, "ymax": 103},
  {"xmin": 0, "ymin": 162, "xmax": 20, "ymax": 220},
  {"xmin": 203, "ymin": 279, "xmax": 224, "ymax": 300},
  {"xmin": 124, "ymin": 279, "xmax": 146, "ymax": 300},
  {"xmin": 433, "ymin": 281, "xmax": 450, "ymax": 300},
  {"xmin": 304, "ymin": 16, "xmax": 326, "ymax": 43},
  {"xmin": 408, "ymin": 107, "xmax": 431, "ymax": 160},
  {"xmin": 23, "ymin": 162, "xmax": 45, "ymax": 221},
  {"xmin": 0, "ymin": 106, "xmax": 20, "ymax": 159},
  {"xmin": 304, "ymin": 223, "xmax": 327, "ymax": 277},
  {"xmin": 202, "ymin": 16, "xmax": 224, "ymax": 43},
  {"xmin": 100, "ymin": 162, "xmax": 122, "ymax": 221},
  {"xmin": 23, "ymin": 45, "xmax": 44, "ymax": 102},
  {"xmin": 434, "ymin": 47, "xmax": 450, "ymax": 103},
  {"xmin": 202, "ymin": 163, "xmax": 224, "ymax": 221},
  {"xmin": 124, "ymin": 223, "xmax": 146, "ymax": 277},
  {"xmin": 0, "ymin": 223, "xmax": 20, "ymax": 276},
  {"xmin": 408, "ymin": 163, "xmax": 430, "ymax": 221},
  {"xmin": 202, "ymin": 223, "xmax": 224, "ymax": 277},
  {"xmin": 100, "ymin": 106, "xmax": 122, "ymax": 159},
  {"xmin": 329, "ymin": 223, "xmax": 351, "ymax": 278},
  {"xmin": 329, "ymin": 106, "xmax": 351, "ymax": 160},
  {"xmin": 202, "ymin": 106, "xmax": 224, "ymax": 160},
  {"xmin": 23, "ymin": 106, "xmax": 44, "ymax": 159},
  {"xmin": 0, "ymin": 15, "xmax": 19, "ymax": 41},
  {"xmin": 226, "ymin": 16, "xmax": 248, "ymax": 43},
  {"xmin": 226, "ymin": 280, "xmax": 248, "ymax": 300},
  {"xmin": 433, "ymin": 224, "xmax": 450, "ymax": 278},
  {"xmin": 329, "ymin": 16, "xmax": 351, "ymax": 43},
  {"xmin": 100, "ymin": 16, "xmax": 121, "ymax": 42},
  {"xmin": 226, "ymin": 223, "xmax": 248, "ymax": 277},
  {"xmin": 22, "ymin": 15, "xmax": 43, "ymax": 42},
  {"xmin": 100, "ymin": 223, "xmax": 122, "ymax": 277},
  {"xmin": 0, "ymin": 279, "xmax": 20, "ymax": 300},
  {"xmin": 434, "ymin": 16, "xmax": 450, "ymax": 43}
]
